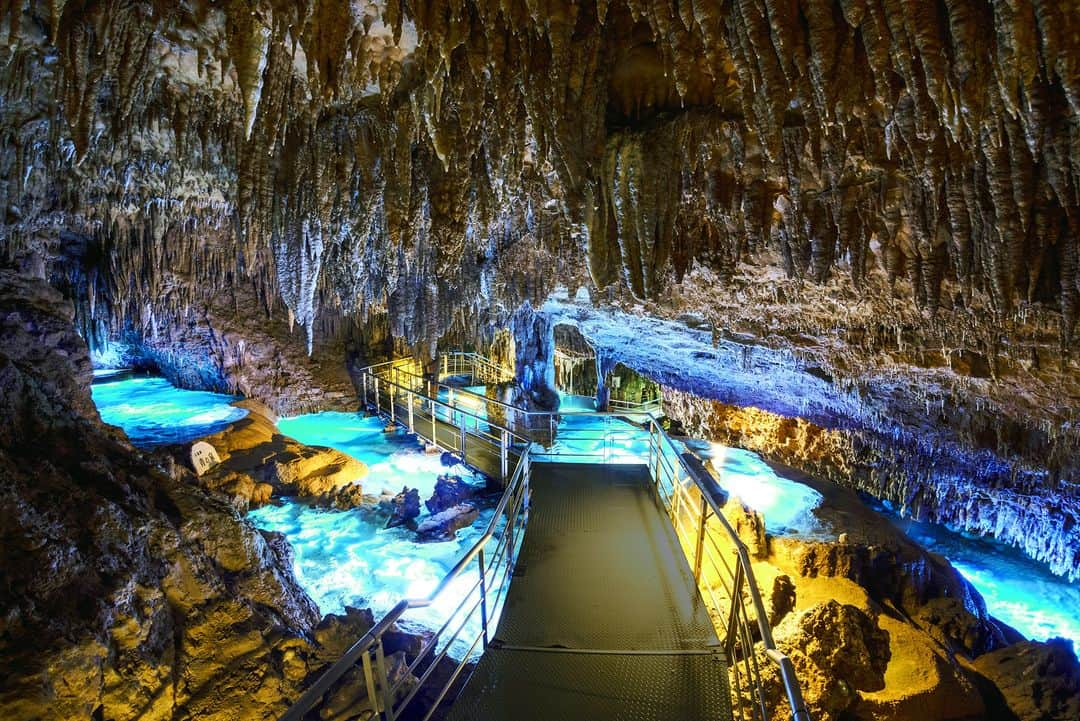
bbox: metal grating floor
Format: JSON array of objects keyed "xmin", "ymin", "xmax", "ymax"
[{"xmin": 447, "ymin": 463, "xmax": 729, "ymax": 721}]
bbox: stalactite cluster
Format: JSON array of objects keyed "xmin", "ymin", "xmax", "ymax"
[{"xmin": 2, "ymin": 0, "xmax": 1076, "ymax": 357}]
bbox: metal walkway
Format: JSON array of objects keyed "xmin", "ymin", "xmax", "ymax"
[
  {"xmin": 447, "ymin": 463, "xmax": 729, "ymax": 721},
  {"xmin": 282, "ymin": 353, "xmax": 809, "ymax": 721}
]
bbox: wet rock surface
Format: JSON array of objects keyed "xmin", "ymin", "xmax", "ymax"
[
  {"xmin": 385, "ymin": 487, "xmax": 422, "ymax": 529},
  {"xmin": 738, "ymin": 469, "xmax": 1079, "ymax": 721},
  {"xmin": 971, "ymin": 639, "xmax": 1080, "ymax": 721},
  {"xmin": 425, "ymin": 474, "xmax": 478, "ymax": 515},
  {"xmin": 416, "ymin": 503, "xmax": 481, "ymax": 543},
  {"xmin": 187, "ymin": 400, "xmax": 370, "ymax": 510}
]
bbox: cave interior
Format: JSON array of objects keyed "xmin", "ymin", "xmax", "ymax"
[{"xmin": 1, "ymin": 1, "xmax": 1079, "ymax": 721}]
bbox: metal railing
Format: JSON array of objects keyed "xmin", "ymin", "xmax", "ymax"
[
  {"xmin": 282, "ymin": 354, "xmax": 808, "ymax": 721},
  {"xmin": 281, "ymin": 445, "xmax": 532, "ymax": 721},
  {"xmin": 609, "ymin": 395, "xmax": 664, "ymax": 416},
  {"xmin": 439, "ymin": 352, "xmax": 514, "ymax": 385},
  {"xmin": 647, "ymin": 422, "xmax": 811, "ymax": 721},
  {"xmin": 364, "ymin": 355, "xmax": 663, "ymax": 448}
]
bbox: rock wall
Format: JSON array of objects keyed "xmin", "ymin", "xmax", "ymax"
[
  {"xmin": 110, "ymin": 281, "xmax": 361, "ymax": 417},
  {"xmin": 663, "ymin": 387, "xmax": 1080, "ymax": 582},
  {"xmin": 0, "ymin": 269, "xmax": 325, "ymax": 719},
  {"xmin": 543, "ymin": 296, "xmax": 1078, "ymax": 581}
]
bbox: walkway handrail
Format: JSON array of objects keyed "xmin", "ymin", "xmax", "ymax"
[
  {"xmin": 440, "ymin": 351, "xmax": 514, "ymax": 384},
  {"xmin": 647, "ymin": 422, "xmax": 811, "ymax": 721},
  {"xmin": 281, "ymin": 447, "xmax": 533, "ymax": 721},
  {"xmin": 367, "ymin": 354, "xmax": 664, "ymax": 437}
]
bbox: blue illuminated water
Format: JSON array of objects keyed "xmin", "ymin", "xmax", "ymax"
[
  {"xmin": 277, "ymin": 411, "xmax": 484, "ymax": 497},
  {"xmin": 872, "ymin": 502, "xmax": 1080, "ymax": 645},
  {"xmin": 248, "ymin": 500, "xmax": 503, "ymax": 644},
  {"xmin": 91, "ymin": 376, "xmax": 247, "ymax": 447},
  {"xmin": 87, "ymin": 377, "xmax": 1079, "ymax": 648},
  {"xmin": 558, "ymin": 392, "xmax": 599, "ymax": 412},
  {"xmin": 252, "ymin": 411, "xmax": 503, "ymax": 648}
]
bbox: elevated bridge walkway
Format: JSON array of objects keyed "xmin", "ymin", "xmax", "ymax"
[{"xmin": 282, "ymin": 353, "xmax": 809, "ymax": 721}]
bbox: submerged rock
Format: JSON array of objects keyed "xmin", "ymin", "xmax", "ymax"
[
  {"xmin": 416, "ymin": 503, "xmax": 481, "ymax": 542},
  {"xmin": 425, "ymin": 474, "xmax": 477, "ymax": 514},
  {"xmin": 386, "ymin": 487, "xmax": 421, "ymax": 529}
]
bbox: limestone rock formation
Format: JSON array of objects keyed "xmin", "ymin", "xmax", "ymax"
[
  {"xmin": 192, "ymin": 400, "xmax": 369, "ymax": 509},
  {"xmin": 0, "ymin": 270, "xmax": 321, "ymax": 720},
  {"xmin": 386, "ymin": 486, "xmax": 422, "ymax": 529},
  {"xmin": 763, "ymin": 600, "xmax": 892, "ymax": 721},
  {"xmin": 2, "ymin": 0, "xmax": 1080, "ymax": 717},
  {"xmin": 425, "ymin": 474, "xmax": 478, "ymax": 515},
  {"xmin": 972, "ymin": 639, "xmax": 1080, "ymax": 721},
  {"xmin": 416, "ymin": 503, "xmax": 481, "ymax": 542},
  {"xmin": 1, "ymin": 0, "xmax": 1075, "ymax": 586}
]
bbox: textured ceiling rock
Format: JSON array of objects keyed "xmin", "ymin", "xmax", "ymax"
[{"xmin": 1, "ymin": 0, "xmax": 1075, "ymax": 356}]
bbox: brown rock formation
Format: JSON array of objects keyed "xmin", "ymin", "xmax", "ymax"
[
  {"xmin": 972, "ymin": 639, "xmax": 1080, "ymax": 721},
  {"xmin": 0, "ymin": 270, "xmax": 319, "ymax": 719},
  {"xmin": 192, "ymin": 400, "xmax": 369, "ymax": 509}
]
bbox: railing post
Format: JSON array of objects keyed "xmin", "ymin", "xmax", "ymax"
[
  {"xmin": 501, "ymin": 429, "xmax": 509, "ymax": 481},
  {"xmin": 361, "ymin": 649, "xmax": 379, "ymax": 716},
  {"xmin": 725, "ymin": 561, "xmax": 745, "ymax": 657},
  {"xmin": 374, "ymin": 638, "xmax": 394, "ymax": 721},
  {"xmin": 460, "ymin": 423, "xmax": 467, "ymax": 458},
  {"xmin": 389, "ymin": 381, "xmax": 395, "ymax": 423},
  {"xmin": 374, "ymin": 377, "xmax": 380, "ymax": 413},
  {"xmin": 362, "ymin": 373, "xmax": 368, "ymax": 409},
  {"xmin": 694, "ymin": 494, "xmax": 708, "ymax": 582},
  {"xmin": 407, "ymin": 392, "xmax": 414, "ymax": 433},
  {"xmin": 477, "ymin": 548, "xmax": 490, "ymax": 649},
  {"xmin": 442, "ymin": 353, "xmax": 448, "ymax": 378}
]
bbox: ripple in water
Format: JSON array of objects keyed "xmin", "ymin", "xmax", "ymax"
[
  {"xmin": 91, "ymin": 376, "xmax": 247, "ymax": 447},
  {"xmin": 257, "ymin": 411, "xmax": 505, "ymax": 652},
  {"xmin": 249, "ymin": 500, "xmax": 501, "ymax": 639}
]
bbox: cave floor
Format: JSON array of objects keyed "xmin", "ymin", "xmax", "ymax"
[{"xmin": 448, "ymin": 463, "xmax": 729, "ymax": 721}]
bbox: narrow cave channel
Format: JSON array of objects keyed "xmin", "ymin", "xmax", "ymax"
[{"xmin": 2, "ymin": 2, "xmax": 1079, "ymax": 721}]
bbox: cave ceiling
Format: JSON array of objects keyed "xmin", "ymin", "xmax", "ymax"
[{"xmin": 0, "ymin": 0, "xmax": 1078, "ymax": 384}]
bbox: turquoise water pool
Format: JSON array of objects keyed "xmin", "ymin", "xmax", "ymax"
[
  {"xmin": 254, "ymin": 410, "xmax": 501, "ymax": 645},
  {"xmin": 277, "ymin": 411, "xmax": 484, "ymax": 497},
  {"xmin": 91, "ymin": 376, "xmax": 247, "ymax": 447},
  {"xmin": 90, "ymin": 377, "xmax": 1078, "ymax": 648}
]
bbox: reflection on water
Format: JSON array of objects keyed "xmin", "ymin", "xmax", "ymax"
[{"xmin": 91, "ymin": 376, "xmax": 246, "ymax": 447}]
